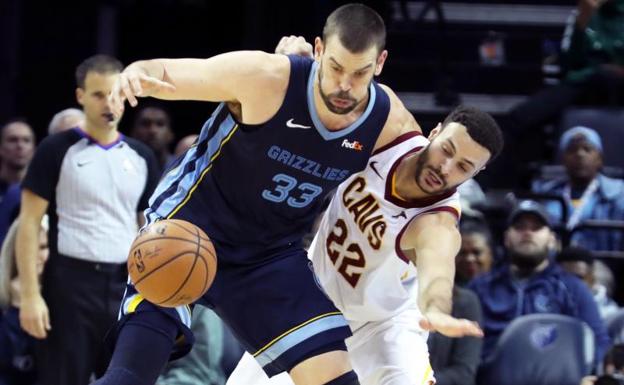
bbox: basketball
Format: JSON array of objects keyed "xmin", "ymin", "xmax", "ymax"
[{"xmin": 127, "ymin": 219, "xmax": 217, "ymax": 308}]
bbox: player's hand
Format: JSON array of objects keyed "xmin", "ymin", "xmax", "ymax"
[
  {"xmin": 419, "ymin": 311, "xmax": 484, "ymax": 338},
  {"xmin": 275, "ymin": 35, "xmax": 313, "ymax": 58},
  {"xmin": 109, "ymin": 68, "xmax": 176, "ymax": 116},
  {"xmin": 19, "ymin": 293, "xmax": 51, "ymax": 339}
]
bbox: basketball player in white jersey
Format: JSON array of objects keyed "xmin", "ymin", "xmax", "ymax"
[{"xmin": 227, "ymin": 104, "xmax": 503, "ymax": 385}]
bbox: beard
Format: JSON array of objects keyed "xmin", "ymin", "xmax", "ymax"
[
  {"xmin": 508, "ymin": 246, "xmax": 549, "ymax": 272},
  {"xmin": 318, "ymin": 62, "xmax": 363, "ymax": 115},
  {"xmin": 414, "ymin": 146, "xmax": 451, "ymax": 194}
]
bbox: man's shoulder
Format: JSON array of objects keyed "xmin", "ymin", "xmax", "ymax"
[
  {"xmin": 467, "ymin": 266, "xmax": 507, "ymax": 291},
  {"xmin": 597, "ymin": 174, "xmax": 624, "ymax": 200},
  {"xmin": 122, "ymin": 136, "xmax": 154, "ymax": 156},
  {"xmin": 532, "ymin": 176, "xmax": 567, "ymax": 194},
  {"xmin": 33, "ymin": 129, "xmax": 82, "ymax": 160}
]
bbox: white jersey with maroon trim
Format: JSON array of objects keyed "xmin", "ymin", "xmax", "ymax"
[{"xmin": 309, "ymin": 132, "xmax": 461, "ymax": 323}]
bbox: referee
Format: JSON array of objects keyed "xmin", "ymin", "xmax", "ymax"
[{"xmin": 15, "ymin": 55, "xmax": 160, "ymax": 385}]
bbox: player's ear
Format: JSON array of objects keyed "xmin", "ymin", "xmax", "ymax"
[
  {"xmin": 374, "ymin": 50, "xmax": 388, "ymax": 76},
  {"xmin": 428, "ymin": 123, "xmax": 442, "ymax": 140},
  {"xmin": 314, "ymin": 37, "xmax": 324, "ymax": 61}
]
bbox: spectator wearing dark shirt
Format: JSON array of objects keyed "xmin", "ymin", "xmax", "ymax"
[
  {"xmin": 0, "ymin": 120, "xmax": 35, "ymax": 244},
  {"xmin": 428, "ymin": 287, "xmax": 483, "ymax": 385},
  {"xmin": 469, "ymin": 200, "xmax": 611, "ymax": 366}
]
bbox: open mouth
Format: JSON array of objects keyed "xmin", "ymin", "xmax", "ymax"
[
  {"xmin": 102, "ymin": 113, "xmax": 115, "ymax": 121},
  {"xmin": 425, "ymin": 170, "xmax": 442, "ymax": 188}
]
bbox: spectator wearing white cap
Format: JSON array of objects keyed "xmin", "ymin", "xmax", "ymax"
[{"xmin": 533, "ymin": 125, "xmax": 624, "ymax": 252}]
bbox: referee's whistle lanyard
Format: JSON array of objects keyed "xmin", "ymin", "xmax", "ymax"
[{"xmin": 563, "ymin": 178, "xmax": 599, "ymax": 230}]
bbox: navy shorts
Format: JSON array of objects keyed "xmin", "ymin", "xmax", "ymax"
[{"xmin": 118, "ymin": 239, "xmax": 351, "ymax": 376}]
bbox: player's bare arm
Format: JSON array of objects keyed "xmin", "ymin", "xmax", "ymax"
[
  {"xmin": 373, "ymin": 84, "xmax": 422, "ymax": 150},
  {"xmin": 16, "ymin": 189, "xmax": 51, "ymax": 339},
  {"xmin": 110, "ymin": 51, "xmax": 291, "ymax": 124},
  {"xmin": 400, "ymin": 211, "xmax": 484, "ymax": 338}
]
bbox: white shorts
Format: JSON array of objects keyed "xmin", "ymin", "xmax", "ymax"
[{"xmin": 226, "ymin": 306, "xmax": 435, "ymax": 385}]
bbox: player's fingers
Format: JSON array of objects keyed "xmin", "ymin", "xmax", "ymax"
[
  {"xmin": 128, "ymin": 73, "xmax": 144, "ymax": 97},
  {"xmin": 121, "ymin": 75, "xmax": 139, "ymax": 107},
  {"xmin": 295, "ymin": 36, "xmax": 313, "ymax": 57},
  {"xmin": 109, "ymin": 80, "xmax": 123, "ymax": 116},
  {"xmin": 419, "ymin": 318, "xmax": 433, "ymax": 331},
  {"xmin": 27, "ymin": 318, "xmax": 44, "ymax": 339},
  {"xmin": 455, "ymin": 319, "xmax": 483, "ymax": 337},
  {"xmin": 275, "ymin": 36, "xmax": 288, "ymax": 53},
  {"xmin": 43, "ymin": 309, "xmax": 51, "ymax": 331}
]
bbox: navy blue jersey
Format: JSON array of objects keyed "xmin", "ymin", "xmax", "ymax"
[{"xmin": 146, "ymin": 55, "xmax": 390, "ymax": 260}]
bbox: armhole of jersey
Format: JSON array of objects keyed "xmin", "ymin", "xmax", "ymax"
[
  {"xmin": 372, "ymin": 131, "xmax": 423, "ymax": 156},
  {"xmin": 418, "ymin": 205, "xmax": 461, "ymax": 221},
  {"xmin": 394, "ymin": 220, "xmax": 413, "ymax": 264},
  {"xmin": 394, "ymin": 205, "xmax": 461, "ymax": 264}
]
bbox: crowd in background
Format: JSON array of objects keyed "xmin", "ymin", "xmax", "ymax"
[{"xmin": 1, "ymin": 0, "xmax": 624, "ymax": 385}]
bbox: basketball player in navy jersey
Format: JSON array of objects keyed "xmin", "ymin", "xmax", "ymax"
[{"xmin": 96, "ymin": 4, "xmax": 428, "ymax": 385}]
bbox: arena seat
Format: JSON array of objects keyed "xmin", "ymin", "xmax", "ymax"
[{"xmin": 478, "ymin": 313, "xmax": 595, "ymax": 385}]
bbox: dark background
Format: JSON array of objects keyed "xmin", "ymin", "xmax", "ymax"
[{"xmin": 0, "ymin": 0, "xmax": 578, "ymax": 188}]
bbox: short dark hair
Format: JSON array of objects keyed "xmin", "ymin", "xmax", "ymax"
[
  {"xmin": 75, "ymin": 54, "xmax": 123, "ymax": 88},
  {"xmin": 442, "ymin": 105, "xmax": 504, "ymax": 163},
  {"xmin": 460, "ymin": 218, "xmax": 494, "ymax": 249},
  {"xmin": 322, "ymin": 3, "xmax": 386, "ymax": 54},
  {"xmin": 1, "ymin": 118, "xmax": 32, "ymax": 143}
]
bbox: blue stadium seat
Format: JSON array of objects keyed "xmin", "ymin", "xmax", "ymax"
[{"xmin": 478, "ymin": 313, "xmax": 595, "ymax": 385}]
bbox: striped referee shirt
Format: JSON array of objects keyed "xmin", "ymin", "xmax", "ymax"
[{"xmin": 22, "ymin": 128, "xmax": 160, "ymax": 264}]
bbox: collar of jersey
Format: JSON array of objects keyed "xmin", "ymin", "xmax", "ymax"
[
  {"xmin": 74, "ymin": 127, "xmax": 123, "ymax": 150},
  {"xmin": 306, "ymin": 61, "xmax": 376, "ymax": 141}
]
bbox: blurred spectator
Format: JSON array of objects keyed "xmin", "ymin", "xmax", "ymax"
[
  {"xmin": 157, "ymin": 306, "xmax": 243, "ymax": 385},
  {"xmin": 0, "ymin": 120, "xmax": 35, "ymax": 244},
  {"xmin": 594, "ymin": 259, "xmax": 617, "ymax": 299},
  {"xmin": 533, "ymin": 126, "xmax": 624, "ymax": 251},
  {"xmin": 468, "ymin": 200, "xmax": 611, "ymax": 366},
  {"xmin": 507, "ymin": 0, "xmax": 624, "ymax": 166},
  {"xmin": 457, "ymin": 179, "xmax": 486, "ymax": 220},
  {"xmin": 558, "ymin": 246, "xmax": 620, "ymax": 319},
  {"xmin": 131, "ymin": 104, "xmax": 175, "ymax": 172},
  {"xmin": 428, "ymin": 286, "xmax": 483, "ymax": 385},
  {"xmin": 561, "ymin": 0, "xmax": 624, "ymax": 101},
  {"xmin": 47, "ymin": 108, "xmax": 84, "ymax": 135},
  {"xmin": 174, "ymin": 134, "xmax": 198, "ymax": 158},
  {"xmin": 581, "ymin": 344, "xmax": 624, "ymax": 385},
  {"xmin": 455, "ymin": 219, "xmax": 495, "ymax": 286},
  {"xmin": 15, "ymin": 55, "xmax": 160, "ymax": 385},
  {"xmin": 0, "ymin": 218, "xmax": 48, "ymax": 385}
]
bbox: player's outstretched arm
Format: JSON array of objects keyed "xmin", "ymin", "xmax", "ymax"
[
  {"xmin": 109, "ymin": 51, "xmax": 290, "ymax": 118},
  {"xmin": 401, "ymin": 212, "xmax": 484, "ymax": 338}
]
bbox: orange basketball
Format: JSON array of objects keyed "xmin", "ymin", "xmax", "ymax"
[{"xmin": 127, "ymin": 219, "xmax": 217, "ymax": 308}]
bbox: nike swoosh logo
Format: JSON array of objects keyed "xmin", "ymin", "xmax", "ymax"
[
  {"xmin": 77, "ymin": 160, "xmax": 92, "ymax": 167},
  {"xmin": 369, "ymin": 161, "xmax": 382, "ymax": 179},
  {"xmin": 286, "ymin": 119, "xmax": 312, "ymax": 129}
]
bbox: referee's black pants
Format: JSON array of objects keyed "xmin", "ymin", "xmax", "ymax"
[{"xmin": 36, "ymin": 254, "xmax": 127, "ymax": 385}]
